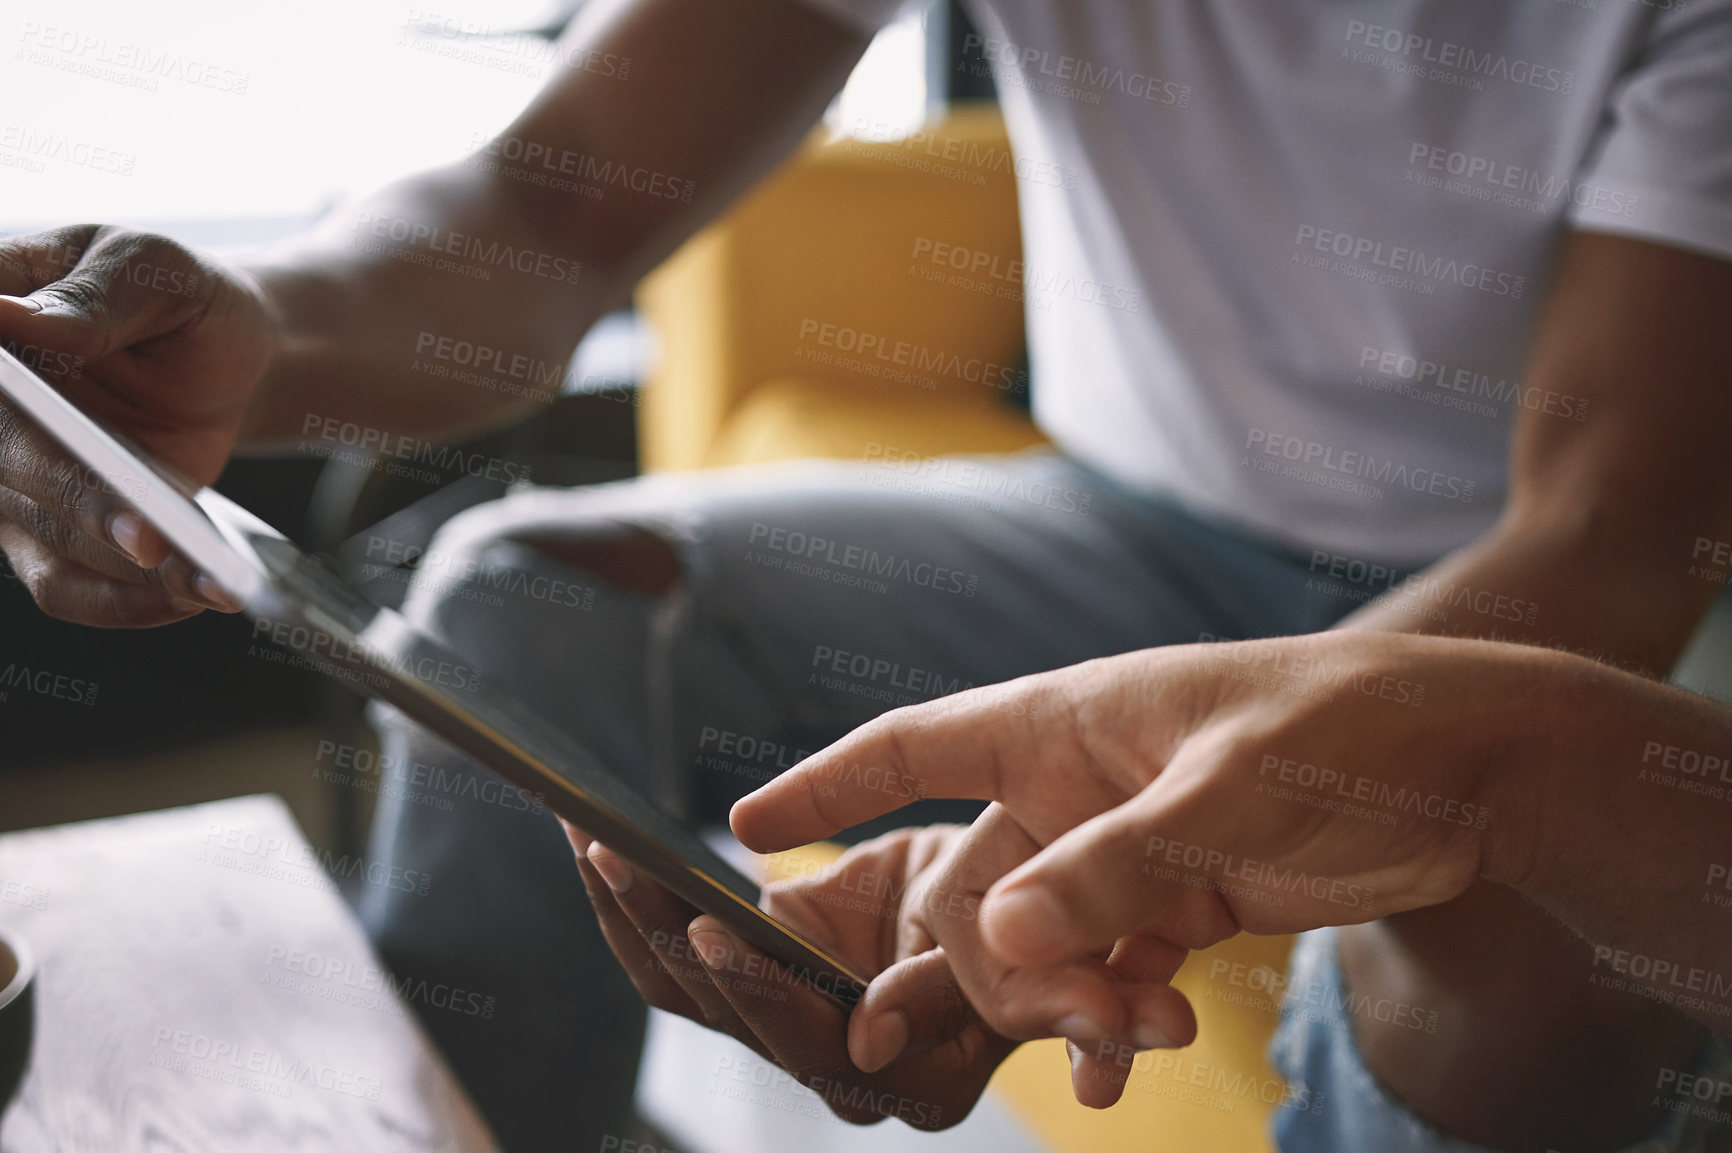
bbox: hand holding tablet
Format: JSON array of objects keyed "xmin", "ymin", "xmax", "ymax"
[{"xmin": 0, "ymin": 226, "xmax": 273, "ymax": 625}]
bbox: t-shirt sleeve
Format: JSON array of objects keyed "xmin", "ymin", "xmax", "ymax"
[
  {"xmin": 1568, "ymin": 2, "xmax": 1732, "ymax": 263},
  {"xmin": 787, "ymin": 0, "xmax": 914, "ymax": 35}
]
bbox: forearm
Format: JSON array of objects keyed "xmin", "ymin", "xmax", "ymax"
[
  {"xmin": 1480, "ymin": 647, "xmax": 1732, "ymax": 1032},
  {"xmin": 238, "ymin": 164, "xmax": 610, "ymax": 448},
  {"xmin": 1342, "ymin": 512, "xmax": 1719, "ymax": 676},
  {"xmin": 235, "ymin": 0, "xmax": 867, "ymax": 448}
]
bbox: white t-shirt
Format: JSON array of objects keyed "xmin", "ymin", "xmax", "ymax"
[{"xmin": 798, "ymin": 0, "xmax": 1732, "ymax": 564}]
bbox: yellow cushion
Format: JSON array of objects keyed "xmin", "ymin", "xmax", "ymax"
[
  {"xmin": 706, "ymin": 377, "xmax": 1045, "ymax": 468},
  {"xmin": 990, "ymin": 937, "xmax": 1290, "ymax": 1153},
  {"xmin": 639, "ymin": 106, "xmax": 1028, "ymax": 472}
]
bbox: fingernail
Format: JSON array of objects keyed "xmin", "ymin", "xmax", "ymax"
[
  {"xmin": 1133, "ymin": 1023, "xmax": 1176, "ymax": 1050},
  {"xmin": 988, "ymin": 884, "xmax": 1069, "ymax": 947},
  {"xmin": 196, "ymin": 574, "xmax": 243, "ymax": 613},
  {"xmin": 586, "ymin": 843, "xmax": 632, "ymax": 893},
  {"xmin": 1067, "ymin": 1040, "xmax": 1085, "ymax": 1074},
  {"xmin": 858, "ymin": 1010, "xmax": 909, "ymax": 1072},
  {"xmin": 688, "ymin": 927, "xmax": 732, "ymax": 970},
  {"xmin": 0, "ymin": 295, "xmax": 43, "ymax": 314},
  {"xmin": 108, "ymin": 511, "xmax": 149, "ymax": 565},
  {"xmin": 1055, "ymin": 1014, "xmax": 1108, "ymax": 1043}
]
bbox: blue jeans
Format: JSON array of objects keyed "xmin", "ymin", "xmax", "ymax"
[
  {"xmin": 1270, "ymin": 928, "xmax": 1732, "ymax": 1153},
  {"xmin": 354, "ymin": 451, "xmax": 1377, "ymax": 1151}
]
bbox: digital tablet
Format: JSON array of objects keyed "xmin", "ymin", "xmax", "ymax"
[{"xmin": 0, "ymin": 345, "xmax": 870, "ymax": 1008}]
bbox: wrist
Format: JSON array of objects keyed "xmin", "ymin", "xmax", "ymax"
[
  {"xmin": 1470, "ymin": 644, "xmax": 1580, "ymax": 894},
  {"xmin": 231, "ymin": 259, "xmax": 306, "ymax": 446}
]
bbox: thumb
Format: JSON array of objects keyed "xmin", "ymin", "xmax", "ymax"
[
  {"xmin": 0, "ymin": 229, "xmax": 208, "ymax": 362},
  {"xmin": 979, "ymin": 785, "xmax": 1244, "ymax": 968},
  {"xmin": 847, "ymin": 948, "xmax": 1000, "ymax": 1074}
]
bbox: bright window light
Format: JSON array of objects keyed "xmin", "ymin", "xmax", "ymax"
[
  {"xmin": 827, "ymin": 8, "xmax": 930, "ymax": 141},
  {"xmin": 1, "ymin": 0, "xmax": 932, "ymax": 235}
]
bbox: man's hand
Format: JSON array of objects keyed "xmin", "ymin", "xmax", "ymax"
[
  {"xmin": 0, "ymin": 224, "xmax": 274, "ymax": 626},
  {"xmin": 563, "ymin": 822, "xmax": 1020, "ymax": 1128},
  {"xmin": 732, "ymin": 633, "xmax": 1545, "ymax": 1063}
]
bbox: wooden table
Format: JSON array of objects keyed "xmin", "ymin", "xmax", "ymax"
[{"xmin": 0, "ymin": 795, "xmax": 499, "ymax": 1153}]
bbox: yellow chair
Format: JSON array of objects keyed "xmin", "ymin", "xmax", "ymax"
[
  {"xmin": 637, "ymin": 104, "xmax": 1046, "ymax": 471},
  {"xmin": 638, "ymin": 108, "xmax": 1292, "ymax": 1153}
]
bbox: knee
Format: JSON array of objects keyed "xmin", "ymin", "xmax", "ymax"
[
  {"xmin": 400, "ymin": 498, "xmax": 684, "ymax": 633},
  {"xmin": 514, "ymin": 523, "xmax": 682, "ymax": 597}
]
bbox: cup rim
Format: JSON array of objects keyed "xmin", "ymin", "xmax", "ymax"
[{"xmin": 0, "ymin": 931, "xmax": 33, "ymax": 1012}]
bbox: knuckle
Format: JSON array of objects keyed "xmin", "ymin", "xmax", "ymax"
[
  {"xmin": 38, "ymin": 274, "xmax": 110, "ymax": 320},
  {"xmin": 974, "ymin": 982, "xmax": 1041, "ymax": 1040},
  {"xmin": 0, "ymin": 404, "xmax": 19, "ymax": 484},
  {"xmin": 22, "ymin": 498, "xmax": 77, "ymax": 556},
  {"xmin": 22, "ymin": 559, "xmax": 73, "ymax": 615},
  {"xmin": 46, "ymin": 462, "xmax": 92, "ymax": 519}
]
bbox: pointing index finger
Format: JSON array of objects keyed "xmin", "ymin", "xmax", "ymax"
[{"xmin": 730, "ymin": 684, "xmax": 1036, "ymax": 853}]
